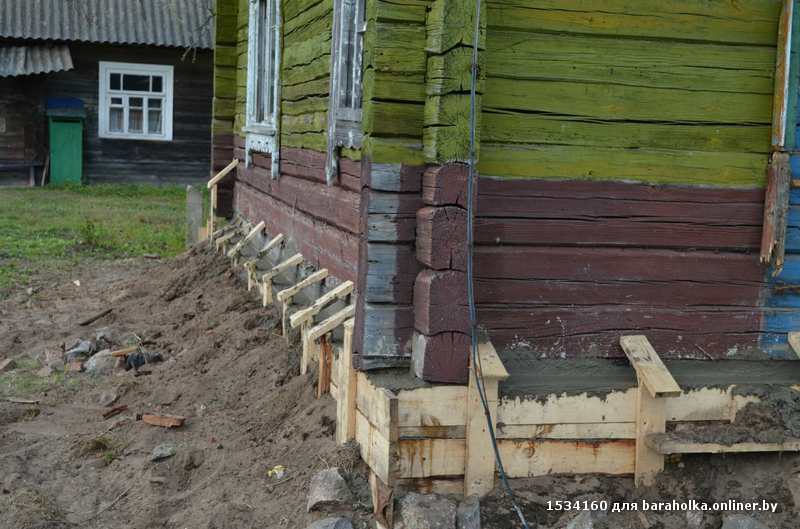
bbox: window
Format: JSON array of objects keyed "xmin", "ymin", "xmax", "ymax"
[
  {"xmin": 245, "ymin": 0, "xmax": 282, "ymax": 173},
  {"xmin": 326, "ymin": 0, "xmax": 366, "ymax": 184},
  {"xmin": 98, "ymin": 62, "xmax": 173, "ymax": 141}
]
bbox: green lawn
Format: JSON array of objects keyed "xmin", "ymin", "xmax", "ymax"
[{"xmin": 0, "ymin": 184, "xmax": 190, "ymax": 295}]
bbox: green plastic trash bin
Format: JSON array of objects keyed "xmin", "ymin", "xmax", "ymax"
[{"xmin": 47, "ymin": 99, "xmax": 86, "ymax": 185}]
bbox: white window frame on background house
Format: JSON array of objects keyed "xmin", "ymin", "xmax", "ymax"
[
  {"xmin": 98, "ymin": 62, "xmax": 174, "ymax": 141},
  {"xmin": 245, "ymin": 0, "xmax": 282, "ymax": 177},
  {"xmin": 326, "ymin": 0, "xmax": 366, "ymax": 184}
]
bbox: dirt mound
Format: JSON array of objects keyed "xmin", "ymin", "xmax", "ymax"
[{"xmin": 0, "ymin": 247, "xmax": 370, "ymax": 529}]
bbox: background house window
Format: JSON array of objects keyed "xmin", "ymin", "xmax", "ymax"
[
  {"xmin": 245, "ymin": 0, "xmax": 282, "ymax": 172},
  {"xmin": 326, "ymin": 0, "xmax": 366, "ymax": 184},
  {"xmin": 98, "ymin": 62, "xmax": 173, "ymax": 141}
]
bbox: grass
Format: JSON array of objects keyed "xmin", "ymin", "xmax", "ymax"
[{"xmin": 0, "ymin": 183, "xmax": 192, "ymax": 295}]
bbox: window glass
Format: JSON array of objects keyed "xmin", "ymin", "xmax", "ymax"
[
  {"xmin": 109, "ymin": 107, "xmax": 124, "ymax": 132},
  {"xmin": 151, "ymin": 76, "xmax": 163, "ymax": 93},
  {"xmin": 123, "ymin": 74, "xmax": 150, "ymax": 91},
  {"xmin": 110, "ymin": 73, "xmax": 121, "ymax": 90}
]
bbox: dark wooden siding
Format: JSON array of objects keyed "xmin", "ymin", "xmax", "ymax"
[{"xmin": 43, "ymin": 43, "xmax": 212, "ymax": 184}]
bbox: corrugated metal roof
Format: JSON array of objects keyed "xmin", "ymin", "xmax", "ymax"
[
  {"xmin": 0, "ymin": 0, "xmax": 214, "ymax": 50},
  {"xmin": 0, "ymin": 44, "xmax": 73, "ymax": 77}
]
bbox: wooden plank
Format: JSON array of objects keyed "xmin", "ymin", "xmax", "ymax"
[
  {"xmin": 258, "ymin": 233, "xmax": 285, "ymax": 257},
  {"xmin": 214, "ymin": 230, "xmax": 237, "ymax": 253},
  {"xmin": 207, "ymin": 158, "xmax": 239, "ymax": 188},
  {"xmin": 647, "ymin": 436, "xmax": 800, "ymax": 455},
  {"xmin": 357, "ymin": 373, "xmax": 395, "ymax": 438},
  {"xmin": 398, "ymin": 438, "xmax": 466, "ymax": 479},
  {"xmin": 464, "ymin": 375, "xmax": 499, "ymax": 496},
  {"xmin": 634, "ymin": 383, "xmax": 666, "ymax": 487},
  {"xmin": 788, "ymin": 331, "xmax": 800, "ymax": 358},
  {"xmin": 318, "ymin": 335, "xmax": 333, "ymax": 398},
  {"xmin": 498, "ymin": 439, "xmax": 635, "ymax": 477},
  {"xmin": 619, "ymin": 335, "xmax": 681, "ymax": 398},
  {"xmin": 277, "ymin": 268, "xmax": 329, "ymax": 303},
  {"xmin": 356, "ymin": 410, "xmax": 393, "ymax": 484},
  {"xmin": 771, "ymin": 0, "xmax": 794, "ymax": 149},
  {"xmin": 226, "ymin": 220, "xmax": 265, "ymax": 258},
  {"xmin": 307, "ymin": 304, "xmax": 356, "ymax": 343},
  {"xmin": 476, "ymin": 339, "xmax": 509, "ymax": 380},
  {"xmin": 336, "ymin": 319, "xmax": 358, "ymax": 444},
  {"xmin": 290, "ymin": 281, "xmax": 354, "ymax": 329},
  {"xmin": 497, "ymin": 422, "xmax": 635, "ymax": 440},
  {"xmin": 396, "ymin": 386, "xmax": 468, "ymax": 428}
]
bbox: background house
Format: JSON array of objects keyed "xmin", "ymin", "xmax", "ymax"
[{"xmin": 0, "ymin": 0, "xmax": 215, "ymax": 186}]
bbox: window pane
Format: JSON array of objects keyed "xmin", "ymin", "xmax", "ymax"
[
  {"xmin": 129, "ymin": 97, "xmax": 143, "ymax": 108},
  {"xmin": 109, "ymin": 107, "xmax": 124, "ymax": 132},
  {"xmin": 110, "ymin": 73, "xmax": 121, "ymax": 90},
  {"xmin": 148, "ymin": 109, "xmax": 163, "ymax": 134},
  {"xmin": 148, "ymin": 98, "xmax": 162, "ymax": 109},
  {"xmin": 123, "ymin": 74, "xmax": 150, "ymax": 91},
  {"xmin": 151, "ymin": 75, "xmax": 163, "ymax": 92},
  {"xmin": 129, "ymin": 108, "xmax": 143, "ymax": 133},
  {"xmin": 110, "ymin": 96, "xmax": 123, "ymax": 105},
  {"xmin": 340, "ymin": 0, "xmax": 356, "ymax": 109}
]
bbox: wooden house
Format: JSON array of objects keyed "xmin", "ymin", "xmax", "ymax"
[
  {"xmin": 210, "ymin": 0, "xmax": 800, "ymax": 511},
  {"xmin": 0, "ymin": 0, "xmax": 215, "ymax": 185}
]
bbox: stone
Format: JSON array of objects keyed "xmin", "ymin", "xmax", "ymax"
[
  {"xmin": 96, "ymin": 390, "xmax": 118, "ymax": 407},
  {"xmin": 721, "ymin": 515, "xmax": 770, "ymax": 529},
  {"xmin": 150, "ymin": 443, "xmax": 177, "ymax": 462},
  {"xmin": 398, "ymin": 492, "xmax": 457, "ymax": 529},
  {"xmin": 85, "ymin": 350, "xmax": 116, "ymax": 376},
  {"xmin": 307, "ymin": 468, "xmax": 353, "ymax": 512},
  {"xmin": 686, "ymin": 510, "xmax": 705, "ymax": 529},
  {"xmin": 456, "ymin": 496, "xmax": 480, "ymax": 529},
  {"xmin": 566, "ymin": 508, "xmax": 609, "ymax": 529},
  {"xmin": 179, "ymin": 449, "xmax": 205, "ymax": 470},
  {"xmin": 306, "ymin": 517, "xmax": 353, "ymax": 529}
]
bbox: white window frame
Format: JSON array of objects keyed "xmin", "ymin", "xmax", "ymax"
[
  {"xmin": 245, "ymin": 0, "xmax": 282, "ymax": 176},
  {"xmin": 326, "ymin": 0, "xmax": 366, "ymax": 184},
  {"xmin": 98, "ymin": 61, "xmax": 174, "ymax": 141}
]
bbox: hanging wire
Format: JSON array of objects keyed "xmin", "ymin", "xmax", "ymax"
[{"xmin": 465, "ymin": 0, "xmax": 533, "ymax": 527}]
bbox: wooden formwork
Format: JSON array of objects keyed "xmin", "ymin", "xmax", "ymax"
[{"xmin": 211, "ymin": 211, "xmax": 800, "ymax": 528}]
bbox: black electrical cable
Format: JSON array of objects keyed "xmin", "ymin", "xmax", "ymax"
[{"xmin": 465, "ymin": 1, "xmax": 533, "ymax": 528}]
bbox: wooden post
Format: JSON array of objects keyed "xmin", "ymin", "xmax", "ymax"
[
  {"xmin": 336, "ymin": 319, "xmax": 357, "ymax": 444},
  {"xmin": 318, "ymin": 335, "xmax": 333, "ymax": 398},
  {"xmin": 186, "ymin": 185, "xmax": 203, "ymax": 247},
  {"xmin": 206, "ymin": 159, "xmax": 238, "ymax": 246},
  {"xmin": 464, "ymin": 339, "xmax": 509, "ymax": 497},
  {"xmin": 620, "ymin": 335, "xmax": 681, "ymax": 487}
]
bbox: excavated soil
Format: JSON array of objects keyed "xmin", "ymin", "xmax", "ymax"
[{"xmin": 0, "ymin": 247, "xmax": 371, "ymax": 529}]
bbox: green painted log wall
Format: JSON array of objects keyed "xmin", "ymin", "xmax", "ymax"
[
  {"xmin": 361, "ymin": 0, "xmax": 432, "ymax": 164},
  {"xmin": 478, "ymin": 0, "xmax": 782, "ymax": 187}
]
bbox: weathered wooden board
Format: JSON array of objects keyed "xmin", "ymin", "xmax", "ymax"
[{"xmin": 498, "ymin": 439, "xmax": 636, "ymax": 477}]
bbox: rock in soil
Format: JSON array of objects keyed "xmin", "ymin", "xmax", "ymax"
[
  {"xmin": 397, "ymin": 493, "xmax": 457, "ymax": 529},
  {"xmin": 85, "ymin": 349, "xmax": 116, "ymax": 375},
  {"xmin": 307, "ymin": 467, "xmax": 354, "ymax": 512},
  {"xmin": 307, "ymin": 517, "xmax": 354, "ymax": 529},
  {"xmin": 151, "ymin": 443, "xmax": 177, "ymax": 462}
]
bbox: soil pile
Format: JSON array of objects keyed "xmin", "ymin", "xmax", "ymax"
[{"xmin": 0, "ymin": 247, "xmax": 370, "ymax": 529}]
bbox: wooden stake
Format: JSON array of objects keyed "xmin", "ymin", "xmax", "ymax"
[
  {"xmin": 227, "ymin": 221, "xmax": 265, "ymax": 259},
  {"xmin": 290, "ymin": 281, "xmax": 354, "ymax": 329},
  {"xmin": 336, "ymin": 319, "xmax": 357, "ymax": 444},
  {"xmin": 318, "ymin": 335, "xmax": 333, "ymax": 398},
  {"xmin": 464, "ymin": 340, "xmax": 509, "ymax": 497},
  {"xmin": 634, "ymin": 382, "xmax": 666, "ymax": 487},
  {"xmin": 370, "ymin": 470, "xmax": 394, "ymax": 529}
]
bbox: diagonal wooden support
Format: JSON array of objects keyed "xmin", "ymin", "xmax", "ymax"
[
  {"xmin": 206, "ymin": 159, "xmax": 239, "ymax": 244},
  {"xmin": 620, "ymin": 335, "xmax": 681, "ymax": 487},
  {"xmin": 277, "ymin": 268, "xmax": 329, "ymax": 338},
  {"xmin": 260, "ymin": 253, "xmax": 303, "ymax": 306},
  {"xmin": 464, "ymin": 339, "xmax": 509, "ymax": 497},
  {"xmin": 302, "ymin": 303, "xmax": 355, "ymax": 376},
  {"xmin": 290, "ymin": 281, "xmax": 354, "ymax": 330},
  {"xmin": 214, "ymin": 230, "xmax": 238, "ymax": 254},
  {"xmin": 226, "ymin": 221, "xmax": 265, "ymax": 259}
]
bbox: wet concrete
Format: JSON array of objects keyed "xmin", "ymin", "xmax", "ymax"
[{"xmin": 499, "ymin": 357, "xmax": 800, "ymax": 400}]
